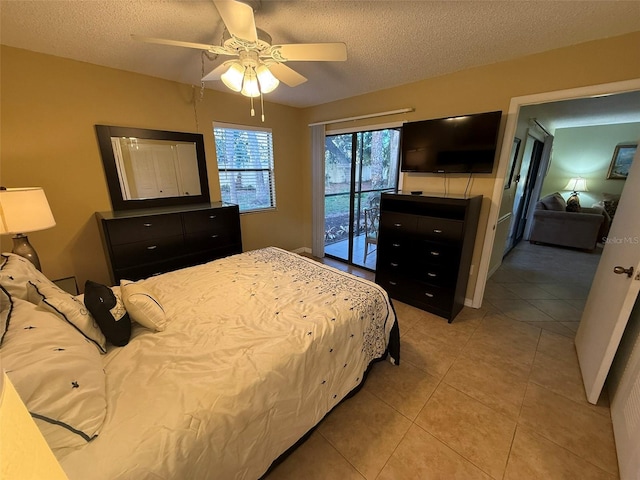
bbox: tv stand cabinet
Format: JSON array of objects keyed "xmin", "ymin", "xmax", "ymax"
[{"xmin": 375, "ymin": 192, "xmax": 482, "ymax": 322}]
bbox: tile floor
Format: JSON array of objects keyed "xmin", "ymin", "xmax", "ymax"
[{"xmin": 269, "ymin": 242, "xmax": 618, "ymax": 479}]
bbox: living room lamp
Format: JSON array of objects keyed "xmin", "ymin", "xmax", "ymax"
[
  {"xmin": 563, "ymin": 177, "xmax": 588, "ymax": 208},
  {"xmin": 0, "ymin": 187, "xmax": 56, "ymax": 271}
]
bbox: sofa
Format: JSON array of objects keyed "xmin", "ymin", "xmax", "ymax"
[{"xmin": 529, "ymin": 192, "xmax": 607, "ymax": 251}]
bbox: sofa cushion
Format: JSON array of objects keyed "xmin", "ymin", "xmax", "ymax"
[{"xmin": 539, "ymin": 192, "xmax": 566, "ymax": 211}]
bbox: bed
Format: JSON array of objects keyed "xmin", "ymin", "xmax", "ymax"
[{"xmin": 0, "ymin": 247, "xmax": 399, "ymax": 479}]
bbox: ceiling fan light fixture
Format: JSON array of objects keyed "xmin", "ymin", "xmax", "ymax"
[
  {"xmin": 256, "ymin": 65, "xmax": 279, "ymax": 94},
  {"xmin": 221, "ymin": 62, "xmax": 245, "ymax": 92},
  {"xmin": 241, "ymin": 68, "xmax": 260, "ymax": 98}
]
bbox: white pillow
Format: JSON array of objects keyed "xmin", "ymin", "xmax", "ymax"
[
  {"xmin": 27, "ymin": 281, "xmax": 107, "ymax": 354},
  {"xmin": 1, "ymin": 296, "xmax": 107, "ymax": 450},
  {"xmin": 120, "ymin": 280, "xmax": 167, "ymax": 331},
  {"xmin": 0, "ymin": 253, "xmax": 57, "ymax": 301}
]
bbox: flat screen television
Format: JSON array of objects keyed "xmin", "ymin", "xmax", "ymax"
[{"xmin": 400, "ymin": 110, "xmax": 502, "ymax": 173}]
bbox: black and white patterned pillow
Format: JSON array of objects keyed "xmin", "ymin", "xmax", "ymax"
[
  {"xmin": 84, "ymin": 280, "xmax": 131, "ymax": 346},
  {"xmin": 1, "ymin": 295, "xmax": 107, "ymax": 449}
]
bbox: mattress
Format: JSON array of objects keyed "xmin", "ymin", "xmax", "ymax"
[{"xmin": 58, "ymin": 247, "xmax": 398, "ymax": 479}]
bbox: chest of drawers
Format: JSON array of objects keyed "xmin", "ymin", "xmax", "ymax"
[
  {"xmin": 97, "ymin": 202, "xmax": 242, "ymax": 283},
  {"xmin": 375, "ymin": 193, "xmax": 482, "ymax": 322}
]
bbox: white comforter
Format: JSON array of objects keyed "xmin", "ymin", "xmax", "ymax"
[{"xmin": 59, "ymin": 247, "xmax": 397, "ymax": 480}]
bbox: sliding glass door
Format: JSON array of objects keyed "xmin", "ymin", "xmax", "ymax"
[{"xmin": 324, "ymin": 128, "xmax": 401, "ymax": 270}]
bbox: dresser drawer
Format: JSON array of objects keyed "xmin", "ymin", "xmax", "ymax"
[
  {"xmin": 414, "ymin": 264, "xmax": 456, "ymax": 287},
  {"xmin": 380, "ymin": 212, "xmax": 418, "ymax": 234},
  {"xmin": 417, "ymin": 216, "xmax": 463, "ymax": 242},
  {"xmin": 182, "ymin": 208, "xmax": 237, "ymax": 235},
  {"xmin": 417, "ymin": 240, "xmax": 460, "ymax": 266},
  {"xmin": 414, "ymin": 283, "xmax": 454, "ymax": 311},
  {"xmin": 185, "ymin": 231, "xmax": 234, "ymax": 252},
  {"xmin": 106, "ymin": 215, "xmax": 182, "ymax": 245},
  {"xmin": 111, "ymin": 235, "xmax": 184, "ymax": 268},
  {"xmin": 375, "ymin": 272, "xmax": 414, "ymax": 298}
]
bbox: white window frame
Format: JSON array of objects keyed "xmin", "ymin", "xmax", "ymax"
[{"xmin": 213, "ymin": 122, "xmax": 276, "ymax": 214}]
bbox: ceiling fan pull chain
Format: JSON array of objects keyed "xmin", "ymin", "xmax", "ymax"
[
  {"xmin": 250, "ymin": 95, "xmax": 255, "ymax": 117},
  {"xmin": 260, "ymin": 92, "xmax": 265, "ymax": 122}
]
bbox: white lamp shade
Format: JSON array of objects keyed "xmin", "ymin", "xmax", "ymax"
[
  {"xmin": 241, "ymin": 69, "xmax": 260, "ymax": 97},
  {"xmin": 220, "ymin": 63, "xmax": 245, "ymax": 92},
  {"xmin": 0, "ymin": 187, "xmax": 56, "ymax": 235},
  {"xmin": 563, "ymin": 177, "xmax": 589, "ymax": 192},
  {"xmin": 256, "ymin": 65, "xmax": 279, "ymax": 94}
]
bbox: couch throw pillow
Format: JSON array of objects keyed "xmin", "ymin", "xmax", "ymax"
[
  {"xmin": 84, "ymin": 280, "xmax": 131, "ymax": 347},
  {"xmin": 540, "ymin": 192, "xmax": 566, "ymax": 211}
]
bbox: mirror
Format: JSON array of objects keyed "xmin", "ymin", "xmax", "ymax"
[{"xmin": 96, "ymin": 125, "xmax": 210, "ymax": 211}]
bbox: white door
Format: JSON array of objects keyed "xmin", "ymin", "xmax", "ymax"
[{"xmin": 575, "ymin": 147, "xmax": 640, "ymax": 405}]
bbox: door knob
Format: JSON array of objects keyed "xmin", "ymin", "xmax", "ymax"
[{"xmin": 613, "ymin": 266, "xmax": 634, "ymax": 278}]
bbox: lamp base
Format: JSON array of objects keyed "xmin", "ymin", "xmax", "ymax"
[{"xmin": 12, "ymin": 234, "xmax": 42, "ymax": 271}]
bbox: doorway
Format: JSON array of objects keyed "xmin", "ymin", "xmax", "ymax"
[
  {"xmin": 323, "ymin": 128, "xmax": 401, "ymax": 270},
  {"xmin": 505, "ymin": 134, "xmax": 545, "ymax": 254}
]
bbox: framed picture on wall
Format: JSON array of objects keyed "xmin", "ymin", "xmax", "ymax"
[
  {"xmin": 607, "ymin": 143, "xmax": 637, "ymax": 179},
  {"xmin": 504, "ymin": 137, "xmax": 521, "ymax": 189}
]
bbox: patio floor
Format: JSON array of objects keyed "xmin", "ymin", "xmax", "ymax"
[{"xmin": 324, "ymin": 233, "xmax": 377, "ymax": 270}]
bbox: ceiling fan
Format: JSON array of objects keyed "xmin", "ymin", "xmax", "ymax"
[{"xmin": 133, "ymin": 0, "xmax": 347, "ymax": 118}]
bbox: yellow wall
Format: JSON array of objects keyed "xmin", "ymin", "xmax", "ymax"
[
  {"xmin": 2, "ymin": 31, "xmax": 640, "ymax": 296},
  {"xmin": 1, "ymin": 46, "xmax": 306, "ymax": 289},
  {"xmin": 541, "ymin": 123, "xmax": 640, "ymax": 206},
  {"xmin": 302, "ymin": 31, "xmax": 640, "ymax": 299}
]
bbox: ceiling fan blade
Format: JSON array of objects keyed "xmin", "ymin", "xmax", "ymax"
[
  {"xmin": 271, "ymin": 43, "xmax": 347, "ymax": 62},
  {"xmin": 213, "ymin": 0, "xmax": 258, "ymax": 43},
  {"xmin": 202, "ymin": 63, "xmax": 230, "ymax": 82},
  {"xmin": 131, "ymin": 35, "xmax": 231, "ymax": 55},
  {"xmin": 268, "ymin": 63, "xmax": 307, "ymax": 87}
]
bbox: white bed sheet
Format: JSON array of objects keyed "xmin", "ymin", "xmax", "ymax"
[{"xmin": 59, "ymin": 247, "xmax": 396, "ymax": 480}]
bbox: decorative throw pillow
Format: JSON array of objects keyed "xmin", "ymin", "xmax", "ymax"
[
  {"xmin": 0, "ymin": 253, "xmax": 58, "ymax": 302},
  {"xmin": 84, "ymin": 280, "xmax": 131, "ymax": 346},
  {"xmin": 120, "ymin": 280, "xmax": 167, "ymax": 331},
  {"xmin": 0, "ymin": 285, "xmax": 12, "ymax": 345},
  {"xmin": 1, "ymin": 297, "xmax": 107, "ymax": 450},
  {"xmin": 540, "ymin": 192, "xmax": 566, "ymax": 211},
  {"xmin": 26, "ymin": 281, "xmax": 107, "ymax": 354}
]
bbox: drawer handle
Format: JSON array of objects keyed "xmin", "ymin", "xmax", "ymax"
[
  {"xmin": 427, "ymin": 272, "xmax": 437, "ymax": 277},
  {"xmin": 146, "ymin": 245, "xmax": 158, "ymax": 250},
  {"xmin": 143, "ymin": 223, "xmax": 153, "ymax": 227},
  {"xmin": 389, "ymin": 281, "xmax": 397, "ymax": 286},
  {"xmin": 430, "ymin": 251, "xmax": 440, "ymax": 256},
  {"xmin": 390, "ymin": 262, "xmax": 399, "ymax": 267},
  {"xmin": 393, "ymin": 223, "xmax": 402, "ymax": 227},
  {"xmin": 211, "ymin": 234, "xmax": 219, "ymax": 238},
  {"xmin": 392, "ymin": 243, "xmax": 401, "ymax": 247},
  {"xmin": 425, "ymin": 292, "xmax": 434, "ymax": 298},
  {"xmin": 433, "ymin": 229, "xmax": 443, "ymax": 234},
  {"xmin": 209, "ymin": 215, "xmax": 217, "ymax": 219}
]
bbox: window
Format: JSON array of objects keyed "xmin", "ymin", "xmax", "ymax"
[{"xmin": 213, "ymin": 122, "xmax": 276, "ymax": 213}]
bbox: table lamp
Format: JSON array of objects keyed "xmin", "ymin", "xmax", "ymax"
[
  {"xmin": 0, "ymin": 187, "xmax": 56, "ymax": 271},
  {"xmin": 563, "ymin": 177, "xmax": 588, "ymax": 207}
]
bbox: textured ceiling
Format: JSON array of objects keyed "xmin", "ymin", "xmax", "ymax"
[{"xmin": 1, "ymin": 0, "xmax": 639, "ymax": 109}]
